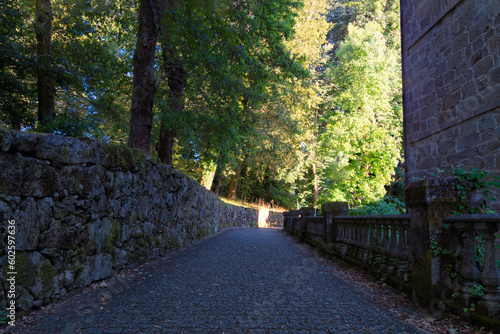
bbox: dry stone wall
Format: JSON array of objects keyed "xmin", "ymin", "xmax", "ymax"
[
  {"xmin": 0, "ymin": 129, "xmax": 263, "ymax": 314},
  {"xmin": 401, "ymin": 0, "xmax": 500, "ymax": 210}
]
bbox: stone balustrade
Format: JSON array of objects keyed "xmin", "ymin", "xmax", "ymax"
[
  {"xmin": 443, "ymin": 214, "xmax": 500, "ymax": 316},
  {"xmin": 334, "ymin": 215, "xmax": 412, "ymax": 282},
  {"xmin": 292, "ymin": 208, "xmax": 412, "ymax": 283},
  {"xmin": 284, "ymin": 197, "xmax": 500, "ymax": 326}
]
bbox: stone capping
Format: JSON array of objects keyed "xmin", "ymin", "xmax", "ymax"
[
  {"xmin": 321, "ymin": 201, "xmax": 349, "ymax": 214},
  {"xmin": 333, "ymin": 214, "xmax": 411, "ymax": 220},
  {"xmin": 405, "ymin": 0, "xmax": 463, "ymax": 51},
  {"xmin": 405, "ymin": 177, "xmax": 461, "ymax": 208},
  {"xmin": 443, "ymin": 213, "xmax": 500, "ymax": 223},
  {"xmin": 299, "ymin": 207, "xmax": 316, "ymax": 216}
]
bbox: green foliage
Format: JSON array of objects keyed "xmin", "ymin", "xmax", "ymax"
[
  {"xmin": 0, "ymin": 309, "xmax": 6, "ymax": 324},
  {"xmin": 0, "ymin": 0, "xmax": 37, "ymax": 129},
  {"xmin": 448, "ymin": 164, "xmax": 500, "ymax": 214},
  {"xmin": 1, "ymin": 0, "xmax": 136, "ymax": 141},
  {"xmin": 347, "ymin": 196, "xmax": 405, "ymax": 216},
  {"xmin": 156, "ymin": 0, "xmax": 307, "ymax": 168},
  {"xmin": 319, "ymin": 14, "xmax": 402, "ymax": 206}
]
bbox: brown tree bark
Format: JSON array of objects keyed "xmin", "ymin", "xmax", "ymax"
[
  {"xmin": 156, "ymin": 58, "xmax": 186, "ymax": 165},
  {"xmin": 313, "ymin": 162, "xmax": 319, "ymax": 207},
  {"xmin": 211, "ymin": 163, "xmax": 224, "ymax": 195},
  {"xmin": 227, "ymin": 161, "xmax": 244, "ymax": 200},
  {"xmin": 128, "ymin": 0, "xmax": 159, "ymax": 155},
  {"xmin": 36, "ymin": 0, "xmax": 55, "ymax": 128},
  {"xmin": 156, "ymin": 0, "xmax": 186, "ymax": 165}
]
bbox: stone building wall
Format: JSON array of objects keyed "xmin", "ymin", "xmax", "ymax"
[
  {"xmin": 0, "ymin": 129, "xmax": 275, "ymax": 314},
  {"xmin": 401, "ymin": 0, "xmax": 500, "ymax": 209}
]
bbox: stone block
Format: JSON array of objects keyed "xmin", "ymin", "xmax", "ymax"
[
  {"xmin": 442, "ymin": 90, "xmax": 460, "ymax": 111},
  {"xmin": 59, "ymin": 165, "xmax": 105, "ymax": 199},
  {"xmin": 458, "ymin": 118, "xmax": 478, "ymax": 135},
  {"xmin": 447, "ymin": 50, "xmax": 463, "ymax": 71},
  {"xmin": 0, "ymin": 154, "xmax": 62, "ymax": 197},
  {"xmin": 478, "ymin": 113, "xmax": 496, "ymax": 131},
  {"xmin": 77, "ymin": 254, "xmax": 113, "ymax": 286},
  {"xmin": 15, "ymin": 198, "xmax": 39, "ymax": 251},
  {"xmin": 457, "ymin": 132, "xmax": 480, "ymax": 150},
  {"xmin": 469, "ymin": 14, "xmax": 490, "ymax": 42},
  {"xmin": 438, "ymin": 137, "xmax": 456, "ymax": 154},
  {"xmin": 0, "ymin": 127, "xmax": 12, "ymax": 152},
  {"xmin": 34, "ymin": 135, "xmax": 95, "ymax": 165},
  {"xmin": 451, "ymin": 31, "xmax": 469, "ymax": 54},
  {"xmin": 480, "ymin": 84, "xmax": 500, "ymax": 104},
  {"xmin": 474, "ymin": 55, "xmax": 493, "ymax": 77},
  {"xmin": 489, "ymin": 66, "xmax": 500, "ymax": 83}
]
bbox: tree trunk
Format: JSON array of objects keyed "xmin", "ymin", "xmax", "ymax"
[
  {"xmin": 128, "ymin": 0, "xmax": 158, "ymax": 155},
  {"xmin": 35, "ymin": 0, "xmax": 55, "ymax": 128},
  {"xmin": 227, "ymin": 162, "xmax": 244, "ymax": 200},
  {"xmin": 156, "ymin": 1, "xmax": 186, "ymax": 165},
  {"xmin": 211, "ymin": 163, "xmax": 224, "ymax": 195},
  {"xmin": 313, "ymin": 162, "xmax": 319, "ymax": 208},
  {"xmin": 156, "ymin": 58, "xmax": 186, "ymax": 165}
]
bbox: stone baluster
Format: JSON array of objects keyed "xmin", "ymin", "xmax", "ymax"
[
  {"xmin": 371, "ymin": 221, "xmax": 383, "ymax": 267},
  {"xmin": 338, "ymin": 220, "xmax": 344, "ymax": 254},
  {"xmin": 386, "ymin": 222, "xmax": 398, "ymax": 274},
  {"xmin": 397, "ymin": 219, "xmax": 410, "ymax": 281},
  {"xmin": 476, "ymin": 221, "xmax": 500, "ymax": 316},
  {"xmin": 338, "ymin": 220, "xmax": 347, "ymax": 255},
  {"xmin": 454, "ymin": 221, "xmax": 481, "ymax": 304},
  {"xmin": 340, "ymin": 220, "xmax": 346, "ymax": 243},
  {"xmin": 389, "ymin": 222, "xmax": 399, "ymax": 258},
  {"xmin": 345, "ymin": 220, "xmax": 351, "ymax": 244},
  {"xmin": 354, "ymin": 220, "xmax": 360, "ymax": 247},
  {"xmin": 382, "ymin": 222, "xmax": 391, "ymax": 255},
  {"xmin": 347, "ymin": 220, "xmax": 354, "ymax": 254},
  {"xmin": 353, "ymin": 219, "xmax": 363, "ymax": 258},
  {"xmin": 368, "ymin": 219, "xmax": 375, "ymax": 262}
]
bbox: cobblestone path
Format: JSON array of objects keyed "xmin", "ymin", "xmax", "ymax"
[{"xmin": 6, "ymin": 228, "xmax": 423, "ymax": 334}]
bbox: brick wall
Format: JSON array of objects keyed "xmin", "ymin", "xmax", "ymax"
[{"xmin": 401, "ymin": 0, "xmax": 500, "ymax": 210}]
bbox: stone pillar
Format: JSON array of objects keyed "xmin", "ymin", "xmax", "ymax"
[
  {"xmin": 405, "ymin": 177, "xmax": 461, "ymax": 308},
  {"xmin": 283, "ymin": 211, "xmax": 291, "ymax": 231},
  {"xmin": 321, "ymin": 202, "xmax": 349, "ymax": 243},
  {"xmin": 289, "ymin": 210, "xmax": 300, "ymax": 235},
  {"xmin": 299, "ymin": 207, "xmax": 315, "ymax": 237}
]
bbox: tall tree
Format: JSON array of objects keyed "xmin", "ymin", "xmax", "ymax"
[
  {"xmin": 128, "ymin": 0, "xmax": 159, "ymax": 155},
  {"xmin": 154, "ymin": 0, "xmax": 306, "ymax": 168},
  {"xmin": 0, "ymin": 0, "xmax": 36, "ymax": 130},
  {"xmin": 35, "ymin": 0, "xmax": 55, "ymax": 127},
  {"xmin": 319, "ymin": 2, "xmax": 402, "ymax": 206},
  {"xmin": 156, "ymin": 0, "xmax": 186, "ymax": 165}
]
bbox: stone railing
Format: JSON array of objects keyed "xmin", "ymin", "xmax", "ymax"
[
  {"xmin": 333, "ymin": 215, "xmax": 412, "ymax": 282},
  {"xmin": 283, "ymin": 196, "xmax": 500, "ymax": 327},
  {"xmin": 285, "ymin": 205, "xmax": 412, "ymax": 284},
  {"xmin": 442, "ymin": 214, "xmax": 500, "ymax": 316}
]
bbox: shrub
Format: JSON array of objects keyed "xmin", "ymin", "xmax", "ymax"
[{"xmin": 347, "ymin": 196, "xmax": 405, "ymax": 216}]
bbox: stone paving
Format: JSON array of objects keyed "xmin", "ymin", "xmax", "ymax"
[{"xmin": 4, "ymin": 228, "xmax": 424, "ymax": 334}]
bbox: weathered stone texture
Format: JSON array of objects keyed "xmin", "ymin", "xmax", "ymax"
[
  {"xmin": 402, "ymin": 0, "xmax": 500, "ymax": 210},
  {"xmin": 0, "ymin": 129, "xmax": 281, "ymax": 313}
]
